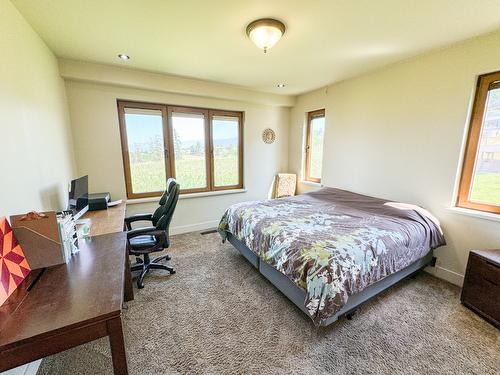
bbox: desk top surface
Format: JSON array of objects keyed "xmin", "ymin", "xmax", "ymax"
[
  {"xmin": 83, "ymin": 203, "xmax": 126, "ymax": 236},
  {"xmin": 0, "ymin": 232, "xmax": 127, "ymax": 350}
]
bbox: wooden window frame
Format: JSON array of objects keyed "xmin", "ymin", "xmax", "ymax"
[
  {"xmin": 457, "ymin": 71, "xmax": 500, "ymax": 214},
  {"xmin": 168, "ymin": 106, "xmax": 212, "ymax": 195},
  {"xmin": 304, "ymin": 109, "xmax": 325, "ymax": 183},
  {"xmin": 209, "ymin": 110, "xmax": 244, "ymax": 191},
  {"xmin": 117, "ymin": 101, "xmax": 170, "ymax": 199},
  {"xmin": 117, "ymin": 100, "xmax": 244, "ymax": 199}
]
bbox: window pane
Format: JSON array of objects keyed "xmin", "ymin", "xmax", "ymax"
[
  {"xmin": 171, "ymin": 112, "xmax": 207, "ymax": 190},
  {"xmin": 212, "ymin": 115, "xmax": 240, "ymax": 186},
  {"xmin": 469, "ymin": 87, "xmax": 500, "ymax": 205},
  {"xmin": 124, "ymin": 110, "xmax": 166, "ymax": 194},
  {"xmin": 309, "ymin": 116, "xmax": 325, "ymax": 179}
]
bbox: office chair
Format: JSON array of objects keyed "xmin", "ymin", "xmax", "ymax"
[
  {"xmin": 124, "ymin": 178, "xmax": 176, "ymax": 262},
  {"xmin": 126, "ymin": 179, "xmax": 180, "ymax": 289},
  {"xmin": 124, "ymin": 177, "xmax": 177, "ymax": 231}
]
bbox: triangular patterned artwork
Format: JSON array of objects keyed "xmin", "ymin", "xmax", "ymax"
[{"xmin": 0, "ymin": 217, "xmax": 31, "ymax": 306}]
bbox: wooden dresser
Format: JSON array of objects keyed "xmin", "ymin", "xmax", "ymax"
[{"xmin": 461, "ymin": 249, "xmax": 500, "ymax": 328}]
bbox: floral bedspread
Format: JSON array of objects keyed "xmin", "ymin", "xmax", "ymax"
[{"xmin": 218, "ymin": 188, "xmax": 446, "ymax": 325}]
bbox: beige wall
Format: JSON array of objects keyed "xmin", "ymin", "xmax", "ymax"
[
  {"xmin": 289, "ymin": 30, "xmax": 500, "ymax": 286},
  {"xmin": 64, "ymin": 78, "xmax": 290, "ymax": 233},
  {"xmin": 0, "ymin": 1, "xmax": 74, "ymax": 373},
  {"xmin": 0, "ymin": 0, "xmax": 75, "ymax": 218},
  {"xmin": 58, "ymin": 59, "xmax": 295, "ymax": 108}
]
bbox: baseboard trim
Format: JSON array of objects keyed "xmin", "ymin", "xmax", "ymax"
[
  {"xmin": 425, "ymin": 265, "xmax": 464, "ymax": 287},
  {"xmin": 1, "ymin": 360, "xmax": 41, "ymax": 375},
  {"xmin": 24, "ymin": 361, "xmax": 41, "ymax": 375},
  {"xmin": 170, "ymin": 220, "xmax": 220, "ymax": 235}
]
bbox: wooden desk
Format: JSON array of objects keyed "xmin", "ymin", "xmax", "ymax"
[
  {"xmin": 82, "ymin": 203, "xmax": 133, "ymax": 302},
  {"xmin": 0, "ymin": 230, "xmax": 132, "ymax": 374},
  {"xmin": 84, "ymin": 202, "xmax": 126, "ymax": 236},
  {"xmin": 82, "ymin": 203, "xmax": 134, "ymax": 303}
]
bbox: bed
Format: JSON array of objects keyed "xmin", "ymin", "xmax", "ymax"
[{"xmin": 218, "ymin": 188, "xmax": 446, "ymax": 326}]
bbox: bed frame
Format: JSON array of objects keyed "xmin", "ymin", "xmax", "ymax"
[{"xmin": 227, "ymin": 233, "xmax": 436, "ymax": 326}]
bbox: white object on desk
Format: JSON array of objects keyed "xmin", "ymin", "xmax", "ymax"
[{"xmin": 107, "ymin": 199, "xmax": 122, "ymax": 207}]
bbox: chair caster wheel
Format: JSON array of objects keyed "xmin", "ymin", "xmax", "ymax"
[
  {"xmin": 137, "ymin": 282, "xmax": 145, "ymax": 289},
  {"xmin": 170, "ymin": 270, "xmax": 176, "ymax": 275}
]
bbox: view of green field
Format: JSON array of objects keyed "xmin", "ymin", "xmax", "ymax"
[
  {"xmin": 130, "ymin": 153, "xmax": 238, "ymax": 193},
  {"xmin": 309, "ymin": 118, "xmax": 325, "ymax": 179},
  {"xmin": 125, "ymin": 112, "xmax": 240, "ymax": 193},
  {"xmin": 470, "ymin": 173, "xmax": 500, "ymax": 204},
  {"xmin": 467, "ymin": 87, "xmax": 500, "ymax": 206}
]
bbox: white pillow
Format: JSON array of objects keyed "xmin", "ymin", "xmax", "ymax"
[{"xmin": 384, "ymin": 202, "xmax": 443, "ymax": 235}]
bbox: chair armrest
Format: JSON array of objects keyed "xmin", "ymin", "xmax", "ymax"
[
  {"xmin": 126, "ymin": 226, "xmax": 162, "ymax": 239},
  {"xmin": 124, "ymin": 213, "xmax": 153, "ymax": 230}
]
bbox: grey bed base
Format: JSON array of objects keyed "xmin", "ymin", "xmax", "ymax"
[{"xmin": 226, "ymin": 233, "xmax": 435, "ymax": 326}]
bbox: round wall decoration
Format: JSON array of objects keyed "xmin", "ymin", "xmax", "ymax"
[{"xmin": 262, "ymin": 128, "xmax": 276, "ymax": 144}]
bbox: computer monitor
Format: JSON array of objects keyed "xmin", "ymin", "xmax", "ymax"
[{"xmin": 68, "ymin": 175, "xmax": 89, "ymax": 220}]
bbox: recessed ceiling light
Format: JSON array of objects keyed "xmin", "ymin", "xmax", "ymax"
[
  {"xmin": 118, "ymin": 54, "xmax": 130, "ymax": 60},
  {"xmin": 277, "ymin": 83, "xmax": 286, "ymax": 88}
]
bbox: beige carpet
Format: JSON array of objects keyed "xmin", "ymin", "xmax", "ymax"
[{"xmin": 38, "ymin": 231, "xmax": 499, "ymax": 374}]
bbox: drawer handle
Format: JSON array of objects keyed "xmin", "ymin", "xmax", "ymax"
[
  {"xmin": 485, "ymin": 260, "xmax": 500, "ymax": 269},
  {"xmin": 483, "ymin": 278, "xmax": 498, "ymax": 286}
]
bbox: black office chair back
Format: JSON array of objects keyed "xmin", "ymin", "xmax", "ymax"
[
  {"xmin": 159, "ymin": 178, "xmax": 177, "ymax": 206},
  {"xmin": 152, "ymin": 178, "xmax": 178, "ymax": 226},
  {"xmin": 156, "ymin": 181, "xmax": 180, "ymax": 233}
]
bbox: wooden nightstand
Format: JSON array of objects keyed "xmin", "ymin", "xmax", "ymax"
[{"xmin": 461, "ymin": 250, "xmax": 500, "ymax": 328}]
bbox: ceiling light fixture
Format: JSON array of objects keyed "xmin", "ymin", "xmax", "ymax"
[
  {"xmin": 118, "ymin": 54, "xmax": 130, "ymax": 61},
  {"xmin": 246, "ymin": 18, "xmax": 286, "ymax": 53},
  {"xmin": 277, "ymin": 83, "xmax": 286, "ymax": 88}
]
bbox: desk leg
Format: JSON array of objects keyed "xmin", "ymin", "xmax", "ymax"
[
  {"xmin": 107, "ymin": 317, "xmax": 129, "ymax": 375},
  {"xmin": 124, "ymin": 247, "xmax": 134, "ymax": 302}
]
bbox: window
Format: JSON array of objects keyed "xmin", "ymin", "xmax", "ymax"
[
  {"xmin": 304, "ymin": 109, "xmax": 326, "ymax": 183},
  {"xmin": 118, "ymin": 100, "xmax": 243, "ymax": 198},
  {"xmin": 457, "ymin": 71, "xmax": 500, "ymax": 214},
  {"xmin": 169, "ymin": 107, "xmax": 210, "ymax": 192},
  {"xmin": 211, "ymin": 111, "xmax": 243, "ymax": 189}
]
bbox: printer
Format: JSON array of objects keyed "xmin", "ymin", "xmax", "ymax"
[{"xmin": 88, "ymin": 192, "xmax": 111, "ymax": 211}]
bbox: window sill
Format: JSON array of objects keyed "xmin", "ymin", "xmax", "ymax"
[
  {"xmin": 126, "ymin": 188, "xmax": 247, "ymax": 205},
  {"xmin": 447, "ymin": 206, "xmax": 500, "ymax": 223},
  {"xmin": 300, "ymin": 180, "xmax": 322, "ymax": 188}
]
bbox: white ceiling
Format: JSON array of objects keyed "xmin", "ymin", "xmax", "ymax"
[{"xmin": 12, "ymin": 0, "xmax": 500, "ymax": 95}]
